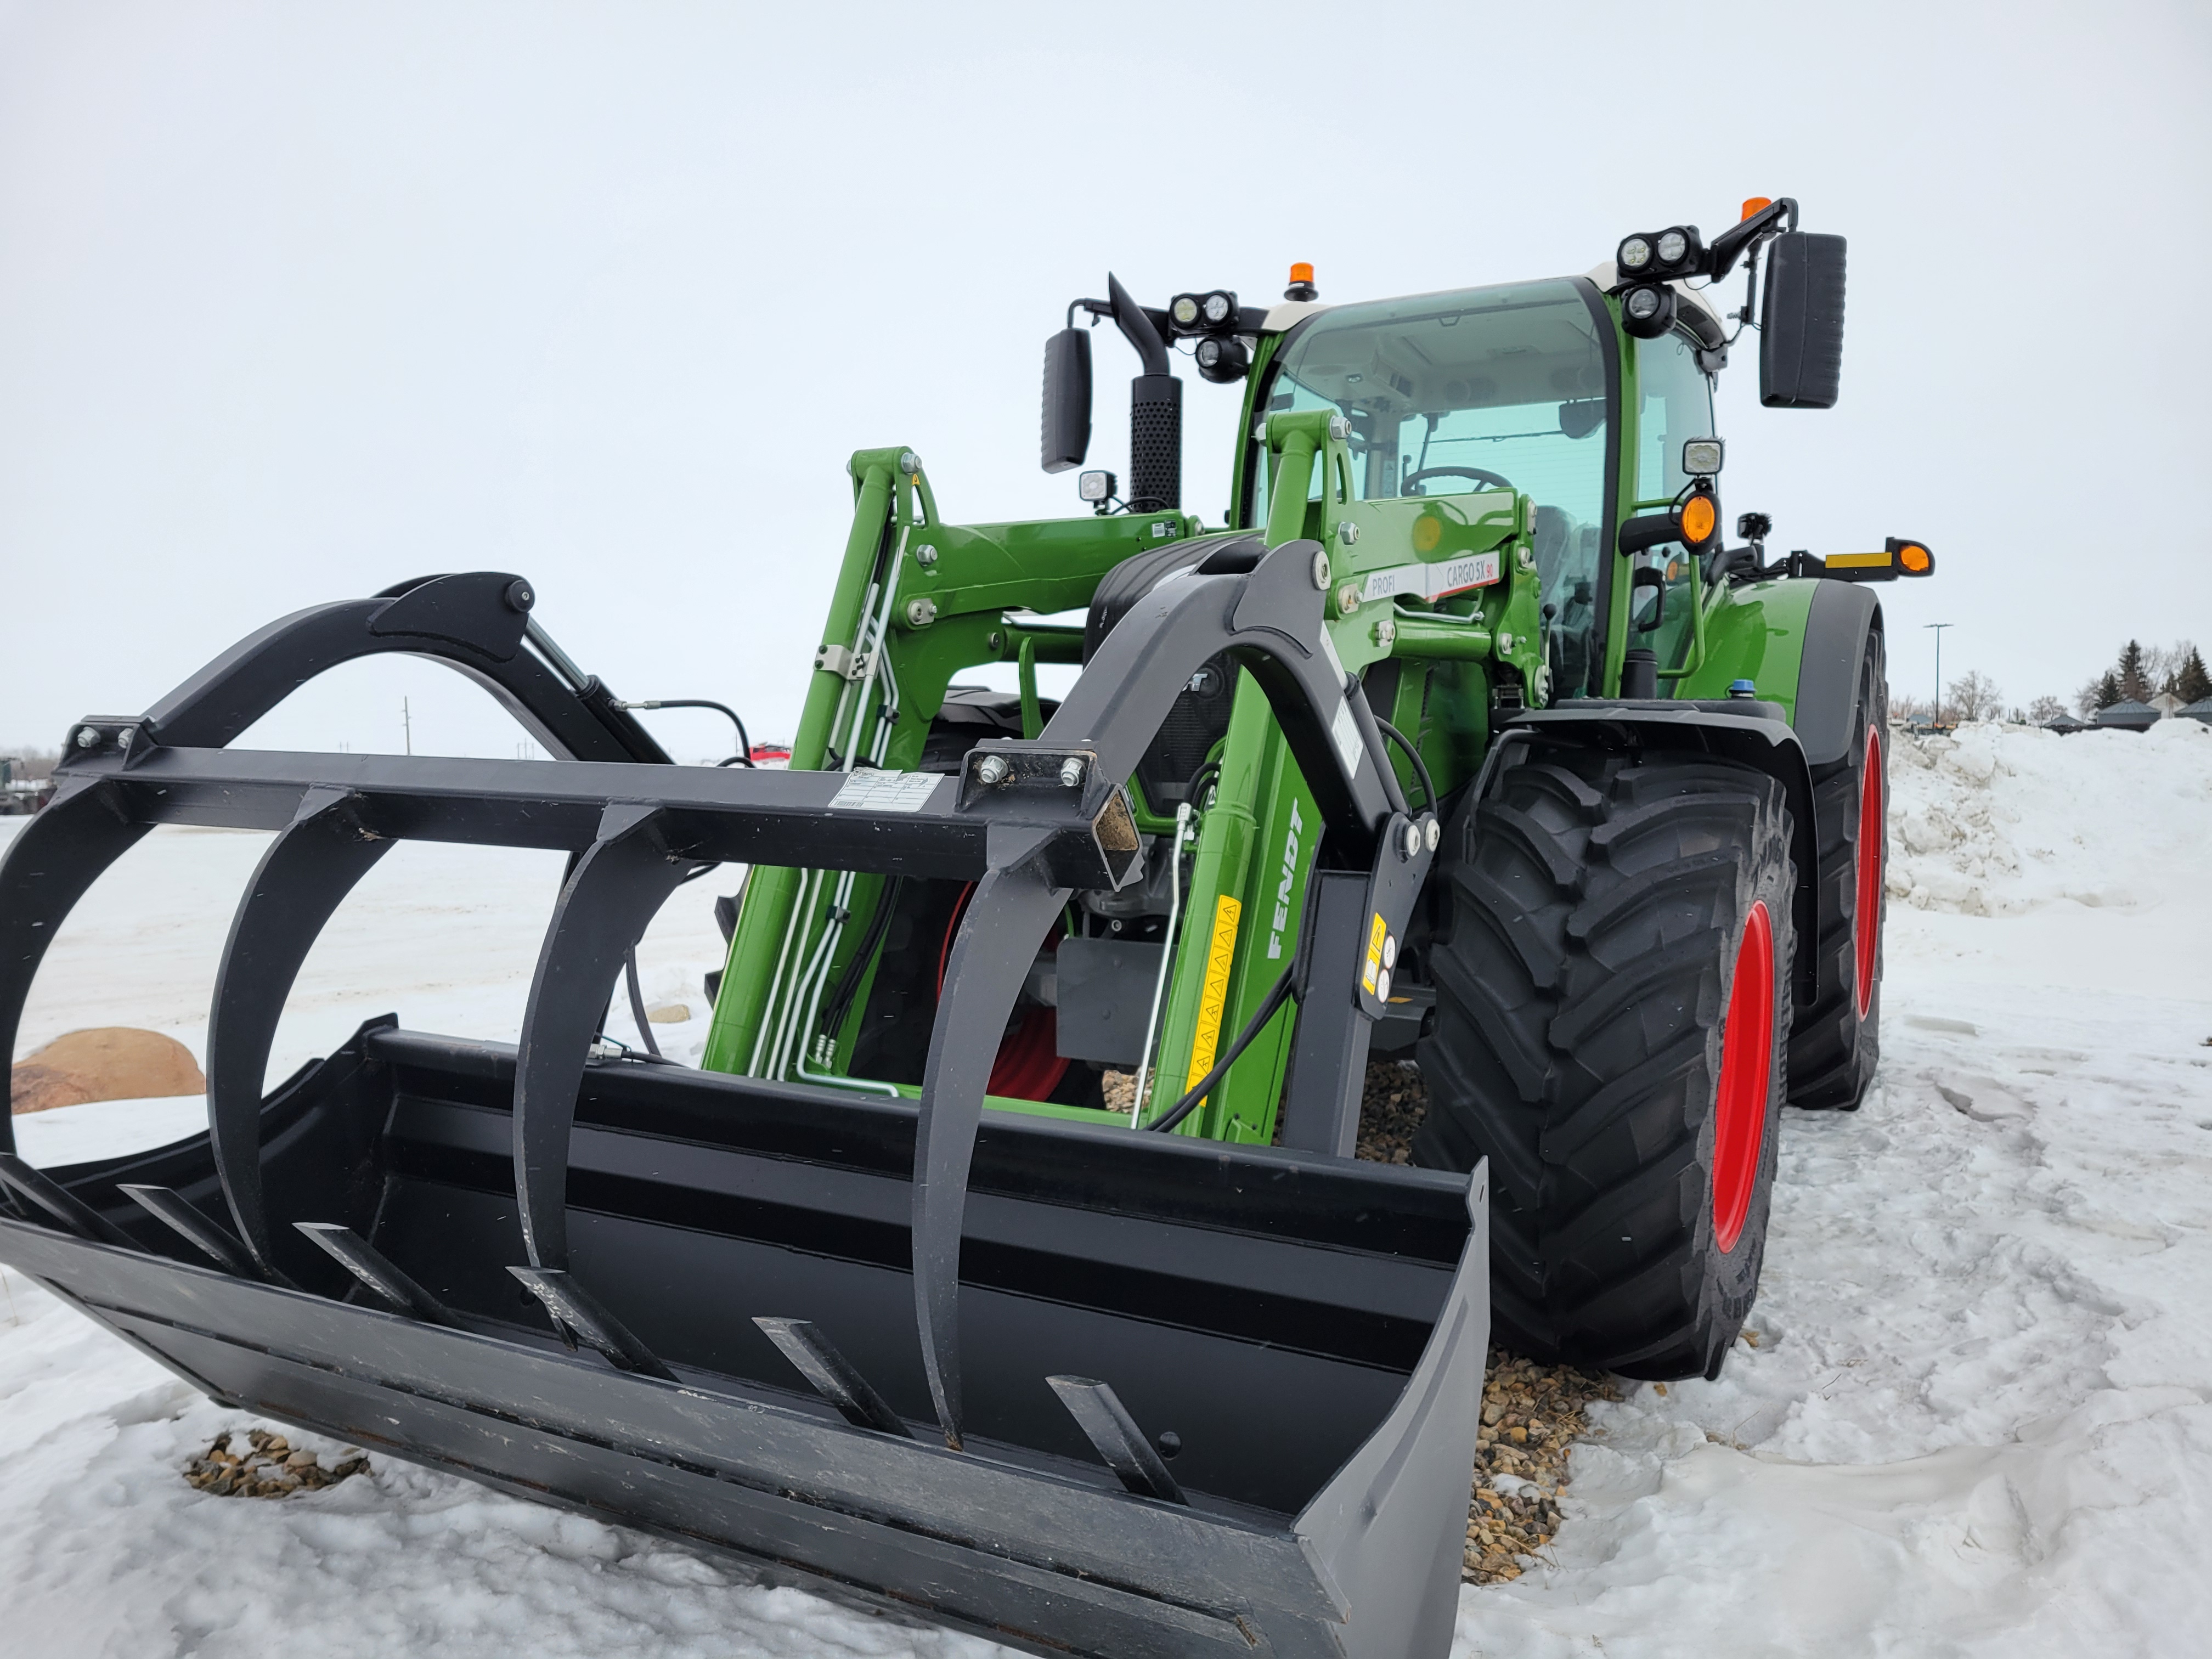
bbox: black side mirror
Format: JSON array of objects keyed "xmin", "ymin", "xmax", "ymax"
[
  {"xmin": 1558, "ymin": 399, "xmax": 1605, "ymax": 440},
  {"xmin": 1759, "ymin": 232, "xmax": 1847, "ymax": 409},
  {"xmin": 1041, "ymin": 326, "xmax": 1092, "ymax": 473}
]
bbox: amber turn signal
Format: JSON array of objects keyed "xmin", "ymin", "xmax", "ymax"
[
  {"xmin": 1680, "ymin": 494, "xmax": 1717, "ymax": 545},
  {"xmin": 1886, "ymin": 535, "xmax": 1936, "ymax": 575}
]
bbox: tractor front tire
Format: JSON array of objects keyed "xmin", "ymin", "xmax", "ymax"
[
  {"xmin": 1413, "ymin": 747, "xmax": 1794, "ymax": 1381},
  {"xmin": 1787, "ymin": 633, "xmax": 1888, "ymax": 1109}
]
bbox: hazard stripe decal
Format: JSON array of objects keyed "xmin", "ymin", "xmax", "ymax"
[{"xmin": 1183, "ymin": 895, "xmax": 1243, "ymax": 1110}]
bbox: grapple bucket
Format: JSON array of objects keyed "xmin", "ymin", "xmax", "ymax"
[
  {"xmin": 0, "ymin": 556, "xmax": 1488, "ymax": 1657},
  {"xmin": 1, "ymin": 1031, "xmax": 1485, "ymax": 1656}
]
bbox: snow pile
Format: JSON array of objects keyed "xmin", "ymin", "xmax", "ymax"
[
  {"xmin": 3, "ymin": 721, "xmax": 2210, "ymax": 1657},
  {"xmin": 1885, "ymin": 717, "xmax": 2211, "ymax": 917}
]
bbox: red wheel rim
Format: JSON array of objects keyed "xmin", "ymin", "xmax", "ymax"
[
  {"xmin": 936, "ymin": 882, "xmax": 1070, "ymax": 1102},
  {"xmin": 1852, "ymin": 724, "xmax": 1882, "ymax": 1019},
  {"xmin": 1711, "ymin": 900, "xmax": 1775, "ymax": 1254}
]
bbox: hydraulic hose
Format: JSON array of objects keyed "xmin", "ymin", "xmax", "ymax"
[
  {"xmin": 1143, "ymin": 968, "xmax": 1295, "ymax": 1135},
  {"xmin": 815, "ymin": 874, "xmax": 904, "ymax": 1042},
  {"xmin": 624, "ymin": 950, "xmax": 661, "ymax": 1058},
  {"xmin": 620, "ymin": 864, "xmax": 715, "ymax": 1061},
  {"xmin": 1373, "ymin": 718, "xmax": 1436, "ymax": 814},
  {"xmin": 611, "ymin": 699, "xmax": 754, "ymax": 765},
  {"xmin": 1128, "ymin": 802, "xmax": 1193, "ymax": 1127}
]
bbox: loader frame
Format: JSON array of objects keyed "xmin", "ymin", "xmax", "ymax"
[{"xmin": 699, "ymin": 280, "xmax": 1839, "ymax": 1142}]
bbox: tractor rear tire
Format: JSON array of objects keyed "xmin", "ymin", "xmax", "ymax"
[
  {"xmin": 1786, "ymin": 633, "xmax": 1888, "ymax": 1110},
  {"xmin": 1412, "ymin": 746, "xmax": 1794, "ymax": 1381}
]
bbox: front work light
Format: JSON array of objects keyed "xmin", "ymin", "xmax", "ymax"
[
  {"xmin": 1618, "ymin": 235, "xmax": 1653, "ymax": 272},
  {"xmin": 1683, "ymin": 438, "xmax": 1724, "ymax": 476},
  {"xmin": 1078, "ymin": 469, "xmax": 1117, "ymax": 504},
  {"xmin": 1621, "ymin": 283, "xmax": 1677, "ymax": 338},
  {"xmin": 1195, "ymin": 335, "xmax": 1250, "ymax": 384},
  {"xmin": 1169, "ymin": 289, "xmax": 1242, "ymax": 336},
  {"xmin": 1651, "ymin": 225, "xmax": 1706, "ymax": 274}
]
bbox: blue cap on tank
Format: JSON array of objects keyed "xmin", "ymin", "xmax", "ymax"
[{"xmin": 1727, "ymin": 679, "xmax": 1758, "ymax": 699}]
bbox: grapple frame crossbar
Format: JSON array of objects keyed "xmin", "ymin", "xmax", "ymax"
[{"xmin": 0, "ymin": 546, "xmax": 1489, "ymax": 1658}]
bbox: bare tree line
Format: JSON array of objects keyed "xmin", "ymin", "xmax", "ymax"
[{"xmin": 1887, "ymin": 639, "xmax": 2207, "ymax": 729}]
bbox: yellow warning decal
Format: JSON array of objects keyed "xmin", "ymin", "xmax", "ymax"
[
  {"xmin": 1825, "ymin": 551, "xmax": 1893, "ymax": 569},
  {"xmin": 1361, "ymin": 911, "xmax": 1387, "ymax": 995},
  {"xmin": 1183, "ymin": 895, "xmax": 1244, "ymax": 1104}
]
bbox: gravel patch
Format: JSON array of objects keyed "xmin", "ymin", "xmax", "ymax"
[{"xmin": 183, "ymin": 1427, "xmax": 370, "ymax": 1498}]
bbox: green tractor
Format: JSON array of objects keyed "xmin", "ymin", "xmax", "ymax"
[
  {"xmin": 704, "ymin": 195, "xmax": 1926, "ymax": 1379},
  {"xmin": 0, "ymin": 196, "xmax": 1931, "ymax": 1655}
]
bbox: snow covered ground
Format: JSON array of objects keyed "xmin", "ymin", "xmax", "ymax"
[{"xmin": 3, "ymin": 719, "xmax": 2209, "ymax": 1657}]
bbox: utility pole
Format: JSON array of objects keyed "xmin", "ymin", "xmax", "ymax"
[
  {"xmin": 402, "ymin": 697, "xmax": 412, "ymax": 756},
  {"xmin": 1925, "ymin": 623, "xmax": 1954, "ymax": 728}
]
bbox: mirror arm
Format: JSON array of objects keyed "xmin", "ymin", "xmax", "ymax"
[{"xmin": 1706, "ymin": 196, "xmax": 1797, "ymax": 283}]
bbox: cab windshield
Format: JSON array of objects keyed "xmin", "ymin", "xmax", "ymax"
[{"xmin": 1254, "ymin": 278, "xmax": 1615, "ymax": 693}]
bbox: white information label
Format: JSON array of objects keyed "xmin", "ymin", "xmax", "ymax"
[
  {"xmin": 827, "ymin": 770, "xmax": 943, "ymax": 814},
  {"xmin": 1317, "ymin": 624, "xmax": 1349, "ymax": 688},
  {"xmin": 1330, "ymin": 697, "xmax": 1364, "ymax": 776},
  {"xmin": 1360, "ymin": 551, "xmax": 1502, "ymax": 605}
]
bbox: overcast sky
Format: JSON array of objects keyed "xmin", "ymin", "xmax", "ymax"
[{"xmin": 2, "ymin": 0, "xmax": 2207, "ymax": 759}]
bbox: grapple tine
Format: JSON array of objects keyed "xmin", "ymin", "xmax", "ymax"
[
  {"xmin": 208, "ymin": 786, "xmax": 391, "ymax": 1276},
  {"xmin": 910, "ymin": 865, "xmax": 1066, "ymax": 1450},
  {"xmin": 509, "ymin": 1266, "xmax": 677, "ymax": 1381},
  {"xmin": 295, "ymin": 1222, "xmax": 455, "ymax": 1323},
  {"xmin": 0, "ymin": 1152, "xmax": 138, "ymax": 1249},
  {"xmin": 514, "ymin": 802, "xmax": 693, "ymax": 1271},
  {"xmin": 754, "ymin": 1317, "xmax": 913, "ymax": 1437},
  {"xmin": 118, "ymin": 1183, "xmax": 264, "ymax": 1278},
  {"xmin": 1047, "ymin": 1374, "xmax": 1188, "ymax": 1505},
  {"xmin": 0, "ymin": 778, "xmax": 152, "ymax": 1159}
]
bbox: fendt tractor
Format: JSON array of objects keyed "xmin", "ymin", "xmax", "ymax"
[{"xmin": 0, "ymin": 197, "xmax": 1931, "ymax": 1656}]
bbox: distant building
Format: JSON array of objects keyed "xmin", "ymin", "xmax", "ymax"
[
  {"xmin": 2092, "ymin": 698, "xmax": 2162, "ymax": 732},
  {"xmin": 2179, "ymin": 697, "xmax": 2212, "ymax": 727},
  {"xmin": 2041, "ymin": 712, "xmax": 2087, "ymax": 735},
  {"xmin": 2149, "ymin": 690, "xmax": 2185, "ymax": 716}
]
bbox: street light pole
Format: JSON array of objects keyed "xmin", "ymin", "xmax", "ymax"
[{"xmin": 1925, "ymin": 623, "xmax": 1954, "ymax": 727}]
